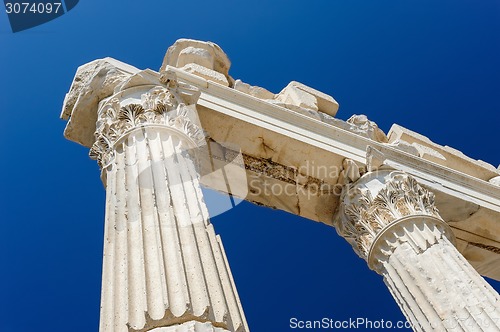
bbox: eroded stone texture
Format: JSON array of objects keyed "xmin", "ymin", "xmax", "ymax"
[
  {"xmin": 96, "ymin": 82, "xmax": 248, "ymax": 332},
  {"xmin": 490, "ymin": 176, "xmax": 500, "ymax": 186},
  {"xmin": 62, "ymin": 38, "xmax": 500, "ymax": 332},
  {"xmin": 335, "ymin": 169, "xmax": 500, "ymax": 331},
  {"xmin": 160, "ymin": 39, "xmax": 232, "ymax": 87},
  {"xmin": 275, "ymin": 81, "xmax": 339, "ymax": 116},
  {"xmin": 61, "ymin": 58, "xmax": 141, "ymax": 147},
  {"xmin": 346, "ymin": 114, "xmax": 388, "ymax": 143},
  {"xmin": 233, "ymin": 79, "xmax": 275, "ymax": 100},
  {"xmin": 159, "ymin": 39, "xmax": 340, "ymax": 119},
  {"xmin": 388, "ymin": 124, "xmax": 499, "ymax": 181}
]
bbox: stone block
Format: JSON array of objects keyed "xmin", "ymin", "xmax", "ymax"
[
  {"xmin": 233, "ymin": 79, "xmax": 275, "ymax": 99},
  {"xmin": 275, "ymin": 81, "xmax": 339, "ymax": 116},
  {"xmin": 160, "ymin": 39, "xmax": 231, "ymax": 84},
  {"xmin": 61, "ymin": 57, "xmax": 141, "ymax": 147},
  {"xmin": 388, "ymin": 124, "xmax": 499, "ymax": 181}
]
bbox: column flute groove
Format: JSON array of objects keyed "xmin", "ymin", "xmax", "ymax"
[
  {"xmin": 86, "ymin": 79, "xmax": 249, "ymax": 332},
  {"xmin": 335, "ymin": 168, "xmax": 500, "ymax": 331}
]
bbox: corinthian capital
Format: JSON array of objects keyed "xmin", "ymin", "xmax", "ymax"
[
  {"xmin": 335, "ymin": 169, "xmax": 454, "ymax": 268},
  {"xmin": 90, "ymin": 82, "xmax": 204, "ymax": 169}
]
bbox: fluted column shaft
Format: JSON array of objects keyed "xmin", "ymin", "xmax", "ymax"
[
  {"xmin": 335, "ymin": 169, "xmax": 500, "ymax": 332},
  {"xmin": 383, "ymin": 231, "xmax": 500, "ymax": 331},
  {"xmin": 93, "ymin": 81, "xmax": 248, "ymax": 332}
]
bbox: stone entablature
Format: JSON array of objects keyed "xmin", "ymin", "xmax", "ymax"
[
  {"xmin": 61, "ymin": 38, "xmax": 500, "ymax": 332},
  {"xmin": 61, "ymin": 39, "xmax": 500, "ymax": 281}
]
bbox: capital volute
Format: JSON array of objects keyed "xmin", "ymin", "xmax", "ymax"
[
  {"xmin": 89, "ymin": 81, "xmax": 204, "ymax": 170},
  {"xmin": 335, "ymin": 169, "xmax": 455, "ymax": 271}
]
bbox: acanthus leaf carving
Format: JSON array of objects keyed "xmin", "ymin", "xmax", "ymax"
[
  {"xmin": 335, "ymin": 171, "xmax": 442, "ymax": 260},
  {"xmin": 90, "ymin": 82, "xmax": 204, "ymax": 169}
]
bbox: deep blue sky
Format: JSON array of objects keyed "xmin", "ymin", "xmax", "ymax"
[{"xmin": 1, "ymin": 1, "xmax": 499, "ymax": 331}]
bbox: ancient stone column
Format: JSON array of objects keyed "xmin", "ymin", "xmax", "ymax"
[
  {"xmin": 89, "ymin": 75, "xmax": 248, "ymax": 332},
  {"xmin": 335, "ymin": 169, "xmax": 500, "ymax": 331}
]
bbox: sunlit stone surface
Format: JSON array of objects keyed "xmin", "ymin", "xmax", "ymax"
[{"xmin": 62, "ymin": 38, "xmax": 500, "ymax": 331}]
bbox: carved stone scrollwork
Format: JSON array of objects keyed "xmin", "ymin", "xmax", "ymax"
[
  {"xmin": 335, "ymin": 170, "xmax": 452, "ymax": 266},
  {"xmin": 336, "ymin": 170, "xmax": 500, "ymax": 331},
  {"xmin": 89, "ymin": 81, "xmax": 204, "ymax": 169}
]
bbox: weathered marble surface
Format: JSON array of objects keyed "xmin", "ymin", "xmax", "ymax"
[
  {"xmin": 336, "ymin": 169, "xmax": 500, "ymax": 331},
  {"xmin": 62, "ymin": 39, "xmax": 500, "ymax": 332},
  {"xmin": 62, "ymin": 39, "xmax": 500, "ymax": 282}
]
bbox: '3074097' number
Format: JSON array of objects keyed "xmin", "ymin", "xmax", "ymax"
[{"xmin": 5, "ymin": 2, "xmax": 62, "ymax": 14}]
